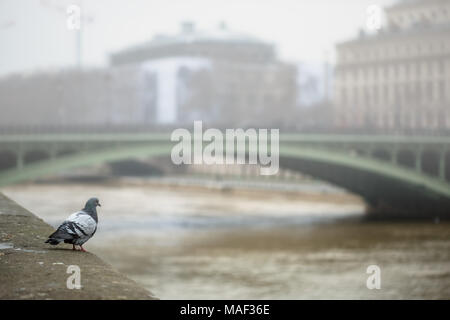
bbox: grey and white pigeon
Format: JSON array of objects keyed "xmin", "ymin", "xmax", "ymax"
[{"xmin": 45, "ymin": 197, "xmax": 101, "ymax": 252}]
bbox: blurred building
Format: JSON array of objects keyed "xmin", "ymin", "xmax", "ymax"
[
  {"xmin": 0, "ymin": 22, "xmax": 297, "ymax": 129},
  {"xmin": 333, "ymin": 0, "xmax": 450, "ymax": 132},
  {"xmin": 111, "ymin": 22, "xmax": 276, "ymax": 66},
  {"xmin": 0, "ymin": 66, "xmax": 148, "ymax": 127},
  {"xmin": 110, "ymin": 22, "xmax": 297, "ymax": 127}
]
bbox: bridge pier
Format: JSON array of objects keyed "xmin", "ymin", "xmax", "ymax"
[
  {"xmin": 439, "ymin": 150, "xmax": 446, "ymax": 182},
  {"xmin": 415, "ymin": 149, "xmax": 422, "ymax": 173},
  {"xmin": 16, "ymin": 151, "xmax": 23, "ymax": 170},
  {"xmin": 390, "ymin": 148, "xmax": 399, "ymax": 165}
]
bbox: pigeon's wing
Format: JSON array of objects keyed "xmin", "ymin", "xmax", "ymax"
[
  {"xmin": 46, "ymin": 211, "xmax": 97, "ymax": 245},
  {"xmin": 47, "ymin": 221, "xmax": 78, "ymax": 242},
  {"xmin": 65, "ymin": 211, "xmax": 97, "ymax": 237}
]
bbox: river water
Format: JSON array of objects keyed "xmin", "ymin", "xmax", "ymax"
[{"xmin": 3, "ymin": 180, "xmax": 450, "ymax": 299}]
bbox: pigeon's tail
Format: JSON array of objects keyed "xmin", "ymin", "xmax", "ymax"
[
  {"xmin": 45, "ymin": 238, "xmax": 60, "ymax": 245},
  {"xmin": 45, "ymin": 226, "xmax": 74, "ymax": 245}
]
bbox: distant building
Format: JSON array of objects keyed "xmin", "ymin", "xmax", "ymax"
[
  {"xmin": 333, "ymin": 0, "xmax": 450, "ymax": 132},
  {"xmin": 111, "ymin": 22, "xmax": 276, "ymax": 66},
  {"xmin": 0, "ymin": 23, "xmax": 297, "ymax": 129},
  {"xmin": 0, "ymin": 66, "xmax": 148, "ymax": 127},
  {"xmin": 110, "ymin": 22, "xmax": 297, "ymax": 127}
]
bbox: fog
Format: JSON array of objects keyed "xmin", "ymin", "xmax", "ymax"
[{"xmin": 1, "ymin": 0, "xmax": 393, "ymax": 75}]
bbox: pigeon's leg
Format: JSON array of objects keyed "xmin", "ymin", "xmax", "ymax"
[
  {"xmin": 72, "ymin": 244, "xmax": 77, "ymax": 251},
  {"xmin": 80, "ymin": 245, "xmax": 87, "ymax": 252}
]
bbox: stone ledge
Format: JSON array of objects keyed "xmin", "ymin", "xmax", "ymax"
[{"xmin": 0, "ymin": 193, "xmax": 157, "ymax": 300}]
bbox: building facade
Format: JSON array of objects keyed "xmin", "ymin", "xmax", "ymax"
[
  {"xmin": 110, "ymin": 22, "xmax": 297, "ymax": 127},
  {"xmin": 0, "ymin": 66, "xmax": 148, "ymax": 127},
  {"xmin": 0, "ymin": 23, "xmax": 297, "ymax": 129},
  {"xmin": 333, "ymin": 0, "xmax": 450, "ymax": 132}
]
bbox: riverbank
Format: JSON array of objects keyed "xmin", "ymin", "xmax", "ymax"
[{"xmin": 0, "ymin": 192, "xmax": 157, "ymax": 300}]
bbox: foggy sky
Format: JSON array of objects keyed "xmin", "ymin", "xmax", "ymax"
[{"xmin": 0, "ymin": 0, "xmax": 394, "ymax": 77}]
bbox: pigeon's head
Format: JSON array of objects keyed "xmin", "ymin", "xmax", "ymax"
[{"xmin": 85, "ymin": 197, "xmax": 101, "ymax": 211}]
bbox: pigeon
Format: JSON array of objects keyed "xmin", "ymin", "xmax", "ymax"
[{"xmin": 45, "ymin": 197, "xmax": 101, "ymax": 252}]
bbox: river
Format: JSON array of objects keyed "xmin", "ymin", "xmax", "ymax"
[{"xmin": 3, "ymin": 179, "xmax": 450, "ymax": 299}]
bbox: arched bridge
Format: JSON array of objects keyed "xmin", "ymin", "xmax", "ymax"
[{"xmin": 0, "ymin": 133, "xmax": 449, "ymax": 219}]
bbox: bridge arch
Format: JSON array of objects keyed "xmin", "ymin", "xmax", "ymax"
[
  {"xmin": 0, "ymin": 143, "xmax": 449, "ymax": 218},
  {"xmin": 0, "ymin": 144, "xmax": 173, "ymax": 188},
  {"xmin": 278, "ymin": 146, "xmax": 450, "ymax": 218}
]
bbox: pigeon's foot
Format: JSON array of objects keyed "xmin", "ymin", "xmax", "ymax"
[
  {"xmin": 72, "ymin": 244, "xmax": 77, "ymax": 251},
  {"xmin": 80, "ymin": 246, "xmax": 87, "ymax": 252}
]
